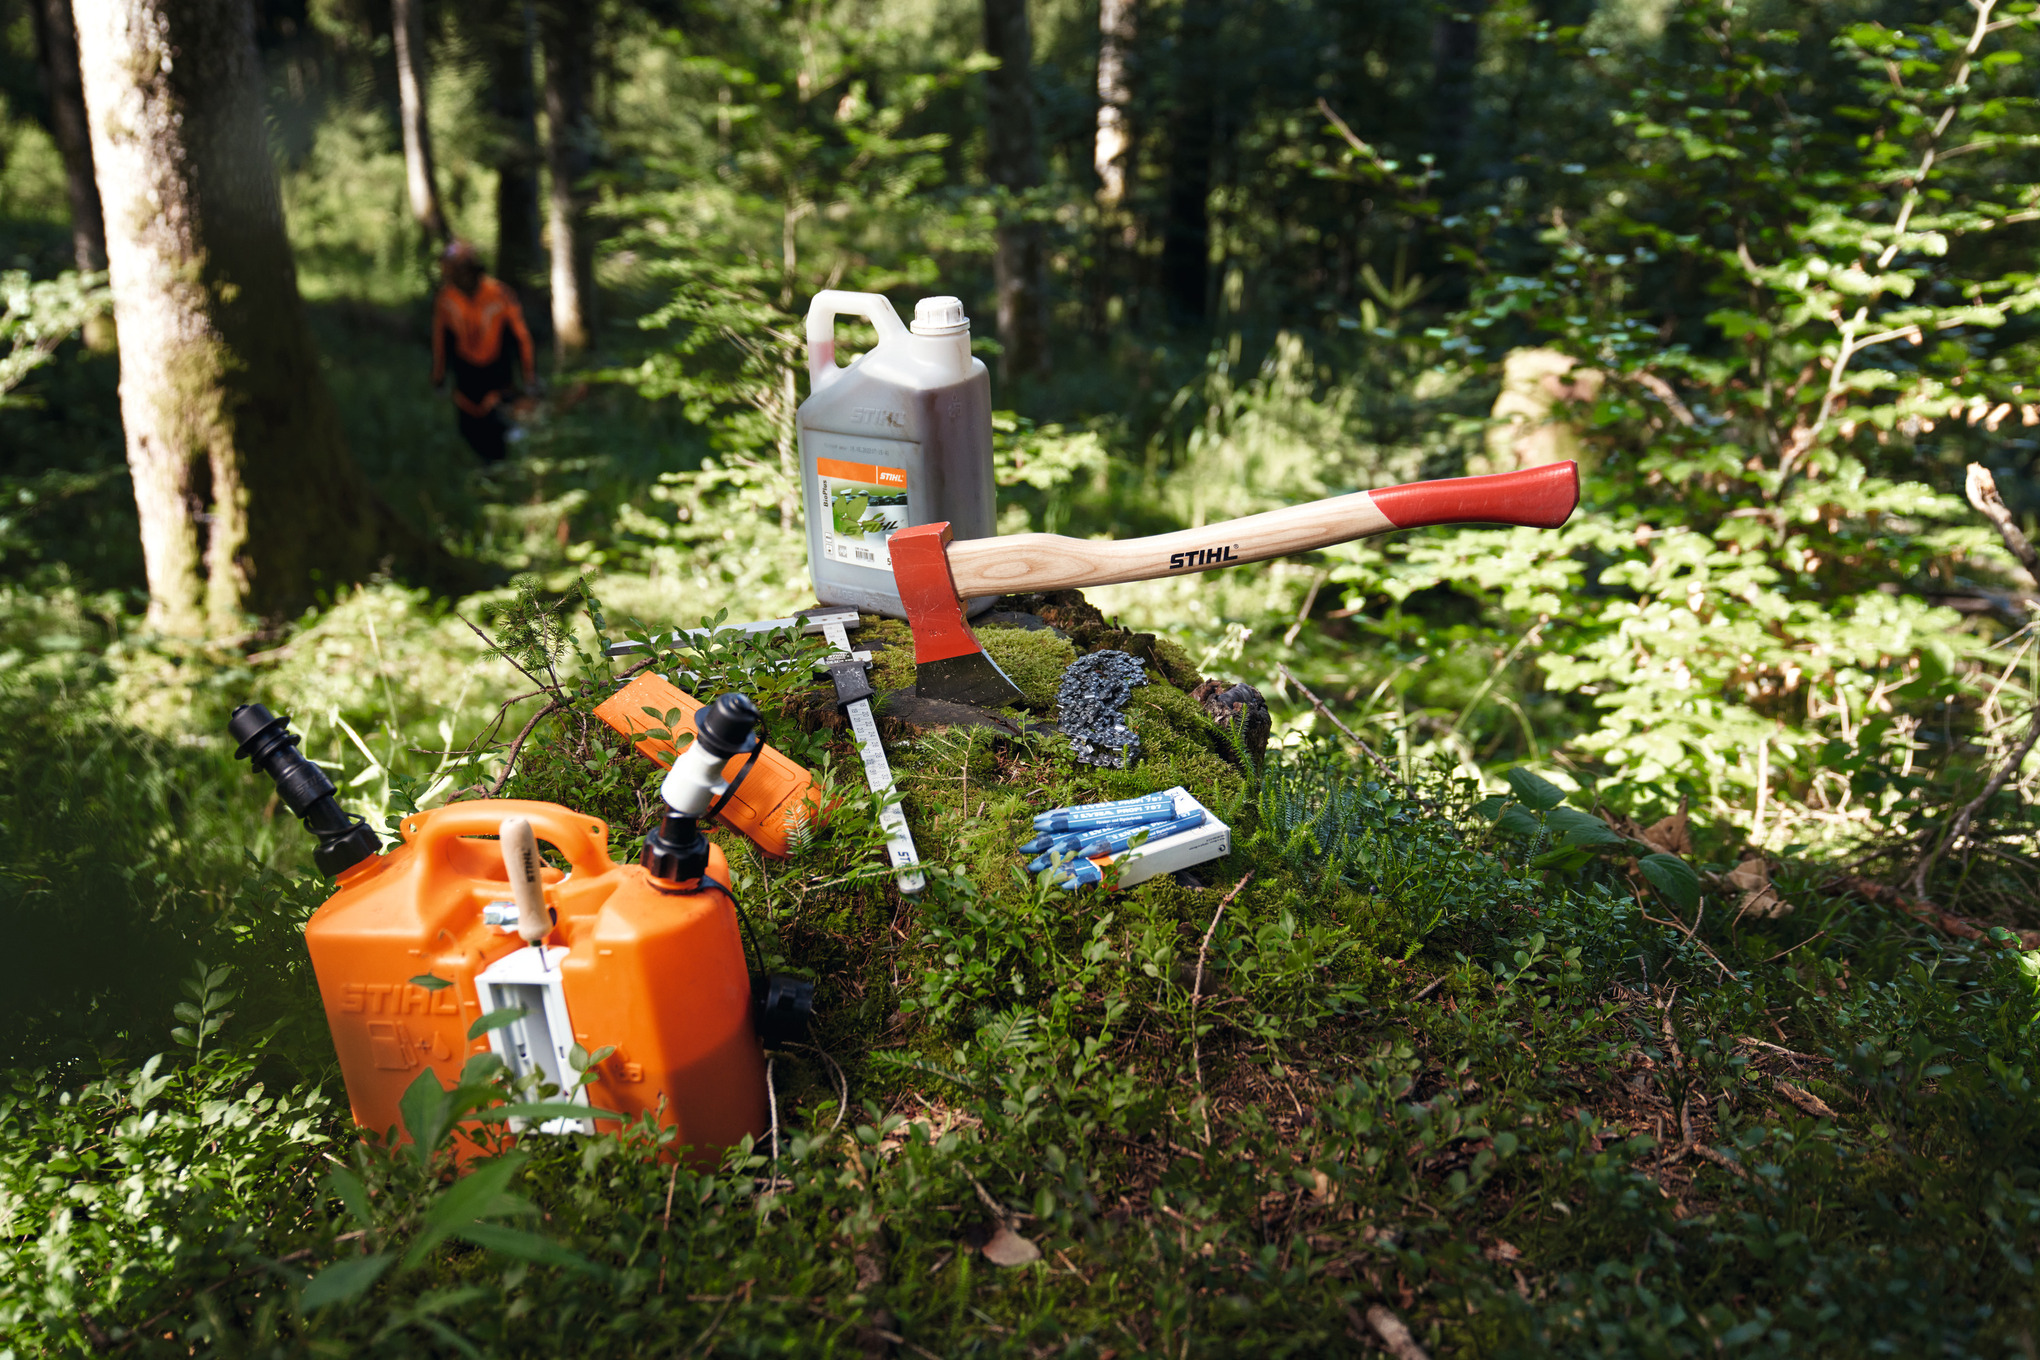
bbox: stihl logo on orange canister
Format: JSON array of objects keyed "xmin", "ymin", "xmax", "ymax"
[
  {"xmin": 1168, "ymin": 545, "xmax": 1240, "ymax": 570},
  {"xmin": 339, "ymin": 981, "xmax": 462, "ymax": 1016}
]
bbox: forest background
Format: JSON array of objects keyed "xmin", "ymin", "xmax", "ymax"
[{"xmin": 4, "ymin": 0, "xmax": 2040, "ymax": 1354}]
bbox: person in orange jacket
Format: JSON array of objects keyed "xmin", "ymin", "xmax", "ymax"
[{"xmin": 431, "ymin": 239, "xmax": 536, "ymax": 464}]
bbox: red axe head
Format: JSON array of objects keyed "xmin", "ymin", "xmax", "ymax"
[{"xmin": 889, "ymin": 522, "xmax": 1026, "ymax": 707}]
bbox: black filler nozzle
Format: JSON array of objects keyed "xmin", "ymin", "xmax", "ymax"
[
  {"xmin": 229, "ymin": 703, "xmax": 382, "ymax": 878},
  {"xmin": 641, "ymin": 692, "xmax": 761, "ymax": 883}
]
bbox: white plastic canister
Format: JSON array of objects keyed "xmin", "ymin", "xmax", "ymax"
[{"xmin": 799, "ymin": 291, "xmax": 996, "ymax": 618}]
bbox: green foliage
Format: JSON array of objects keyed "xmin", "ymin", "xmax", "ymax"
[{"xmin": 0, "ymin": 269, "xmax": 106, "ymax": 405}]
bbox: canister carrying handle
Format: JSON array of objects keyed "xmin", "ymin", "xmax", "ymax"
[
  {"xmin": 402, "ymin": 800, "xmax": 615, "ymax": 878},
  {"xmin": 805, "ymin": 290, "xmax": 909, "ymax": 385}
]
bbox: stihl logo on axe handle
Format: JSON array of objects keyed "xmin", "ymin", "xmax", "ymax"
[{"xmin": 889, "ymin": 461, "xmax": 1581, "ymax": 707}]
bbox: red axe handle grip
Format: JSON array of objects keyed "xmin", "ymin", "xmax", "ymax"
[{"xmin": 941, "ymin": 462, "xmax": 1578, "ymax": 598}]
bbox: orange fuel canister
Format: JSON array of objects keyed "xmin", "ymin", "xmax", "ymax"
[
  {"xmin": 306, "ymin": 798, "xmax": 767, "ymax": 1157},
  {"xmin": 230, "ymin": 700, "xmax": 768, "ymax": 1160},
  {"xmin": 594, "ymin": 671, "xmax": 826, "ymax": 859}
]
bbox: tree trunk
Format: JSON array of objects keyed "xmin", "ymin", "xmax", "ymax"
[
  {"xmin": 490, "ymin": 1, "xmax": 546, "ymax": 306},
  {"xmin": 391, "ymin": 0, "xmax": 447, "ymax": 241},
  {"xmin": 540, "ymin": 0, "xmax": 596, "ymax": 359},
  {"xmin": 1159, "ymin": 0, "xmax": 1217, "ymax": 327},
  {"xmin": 74, "ymin": 0, "xmax": 388, "ymax": 634},
  {"xmin": 28, "ymin": 0, "xmax": 107, "ymax": 272},
  {"xmin": 983, "ymin": 0, "xmax": 1049, "ymax": 380},
  {"xmin": 1429, "ymin": 2, "xmax": 1486, "ymax": 183},
  {"xmin": 1094, "ymin": 0, "xmax": 1134, "ymax": 206}
]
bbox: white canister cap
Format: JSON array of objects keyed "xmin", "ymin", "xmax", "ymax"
[{"xmin": 911, "ymin": 296, "xmax": 969, "ymax": 335}]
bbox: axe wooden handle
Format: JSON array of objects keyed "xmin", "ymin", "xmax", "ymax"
[{"xmin": 943, "ymin": 462, "xmax": 1578, "ymax": 597}]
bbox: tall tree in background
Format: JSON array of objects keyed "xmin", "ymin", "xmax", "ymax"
[
  {"xmin": 74, "ymin": 0, "xmax": 389, "ymax": 633},
  {"xmin": 488, "ymin": 1, "xmax": 545, "ymax": 307},
  {"xmin": 27, "ymin": 0, "xmax": 105, "ymax": 272},
  {"xmin": 391, "ymin": 0, "xmax": 447, "ymax": 241},
  {"xmin": 1093, "ymin": 0, "xmax": 1133, "ymax": 207},
  {"xmin": 982, "ymin": 0, "xmax": 1047, "ymax": 379},
  {"xmin": 540, "ymin": 0, "xmax": 596, "ymax": 358},
  {"xmin": 1429, "ymin": 1, "xmax": 1485, "ymax": 186},
  {"xmin": 1159, "ymin": 0, "xmax": 1216, "ymax": 326}
]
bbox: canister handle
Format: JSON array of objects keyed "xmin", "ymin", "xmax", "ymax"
[
  {"xmin": 805, "ymin": 290, "xmax": 910, "ymax": 388},
  {"xmin": 400, "ymin": 799, "xmax": 615, "ymax": 879}
]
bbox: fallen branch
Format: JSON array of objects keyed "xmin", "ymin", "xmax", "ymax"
[
  {"xmin": 1276, "ymin": 666, "xmax": 1398, "ymax": 779},
  {"xmin": 1826, "ymin": 875, "xmax": 2040, "ymax": 949}
]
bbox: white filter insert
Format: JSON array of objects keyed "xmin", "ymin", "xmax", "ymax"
[{"xmin": 474, "ymin": 946, "xmax": 592, "ymax": 1134}]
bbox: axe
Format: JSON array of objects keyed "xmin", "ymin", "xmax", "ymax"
[{"xmin": 889, "ymin": 461, "xmax": 1581, "ymax": 706}]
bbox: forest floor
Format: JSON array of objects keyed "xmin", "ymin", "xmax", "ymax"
[
  {"xmin": 7, "ymin": 561, "xmax": 2034, "ymax": 1357},
  {"xmin": 0, "ymin": 255, "xmax": 2035, "ymax": 1356}
]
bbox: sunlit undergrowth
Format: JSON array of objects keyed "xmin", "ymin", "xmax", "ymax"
[{"xmin": 2, "ymin": 579, "xmax": 2037, "ymax": 1358}]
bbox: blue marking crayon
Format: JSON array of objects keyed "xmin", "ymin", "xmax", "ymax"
[
  {"xmin": 1050, "ymin": 858, "xmax": 1104, "ymax": 890},
  {"xmin": 1032, "ymin": 793, "xmax": 1178, "ymax": 834},
  {"xmin": 1018, "ymin": 830, "xmax": 1088, "ymax": 856},
  {"xmin": 1029, "ymin": 812, "xmax": 1205, "ymax": 875},
  {"xmin": 1073, "ymin": 811, "xmax": 1206, "ymax": 860},
  {"xmin": 1024, "ymin": 835, "xmax": 1090, "ymax": 873}
]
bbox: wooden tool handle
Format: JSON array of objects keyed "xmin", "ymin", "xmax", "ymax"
[
  {"xmin": 498, "ymin": 815, "xmax": 551, "ymax": 946},
  {"xmin": 945, "ymin": 462, "xmax": 1578, "ymax": 598}
]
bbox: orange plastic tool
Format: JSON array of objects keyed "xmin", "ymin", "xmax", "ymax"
[
  {"xmin": 305, "ymin": 798, "xmax": 767, "ymax": 1160},
  {"xmin": 594, "ymin": 672, "xmax": 823, "ymax": 859}
]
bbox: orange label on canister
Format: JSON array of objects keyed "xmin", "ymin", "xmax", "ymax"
[{"xmin": 816, "ymin": 456, "xmax": 908, "ymax": 488}]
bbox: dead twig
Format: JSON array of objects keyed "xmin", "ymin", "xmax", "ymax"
[
  {"xmin": 1774, "ymin": 1080, "xmax": 1839, "ymax": 1120},
  {"xmin": 1759, "ymin": 929, "xmax": 1828, "ymax": 965},
  {"xmin": 1735, "ymin": 1035, "xmax": 1822, "ymax": 1062},
  {"xmin": 1410, "ymin": 975, "xmax": 1449, "ymax": 1003},
  {"xmin": 1192, "ymin": 872, "xmax": 1254, "ymax": 1143},
  {"xmin": 1688, "ymin": 1141, "xmax": 1752, "ymax": 1182},
  {"xmin": 485, "ymin": 697, "xmax": 565, "ymax": 797},
  {"xmin": 1349, "ymin": 1302, "xmax": 1431, "ymax": 1360},
  {"xmin": 1277, "ymin": 665, "xmax": 1398, "ymax": 778},
  {"xmin": 1907, "ymin": 703, "xmax": 2040, "ymax": 900},
  {"xmin": 1905, "ymin": 464, "xmax": 2040, "ymax": 899},
  {"xmin": 1966, "ymin": 462, "xmax": 2040, "ymax": 582},
  {"xmin": 1639, "ymin": 910, "xmax": 1735, "ymax": 980}
]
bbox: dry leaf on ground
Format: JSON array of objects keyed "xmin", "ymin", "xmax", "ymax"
[{"xmin": 980, "ymin": 1225, "xmax": 1042, "ymax": 1267}]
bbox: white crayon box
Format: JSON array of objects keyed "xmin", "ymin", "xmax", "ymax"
[{"xmin": 1094, "ymin": 785, "xmax": 1230, "ymax": 889}]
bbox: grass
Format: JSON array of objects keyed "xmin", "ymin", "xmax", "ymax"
[{"xmin": 2, "ymin": 567, "xmax": 2037, "ymax": 1356}]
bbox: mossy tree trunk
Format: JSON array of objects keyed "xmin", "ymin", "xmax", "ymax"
[
  {"xmin": 983, "ymin": 0, "xmax": 1049, "ymax": 381},
  {"xmin": 540, "ymin": 0, "xmax": 597, "ymax": 359},
  {"xmin": 391, "ymin": 0, "xmax": 447, "ymax": 242},
  {"xmin": 75, "ymin": 0, "xmax": 388, "ymax": 634}
]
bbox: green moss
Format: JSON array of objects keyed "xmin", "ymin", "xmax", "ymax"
[{"xmin": 976, "ymin": 624, "xmax": 1077, "ymax": 711}]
